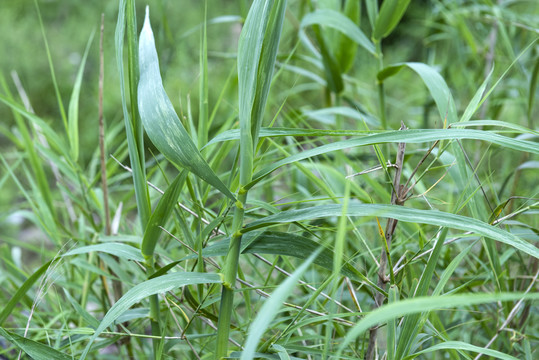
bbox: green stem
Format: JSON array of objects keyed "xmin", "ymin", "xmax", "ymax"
[
  {"xmin": 147, "ymin": 263, "xmax": 162, "ymax": 360},
  {"xmin": 375, "ymin": 41, "xmax": 387, "ymax": 130},
  {"xmin": 215, "ymin": 191, "xmax": 247, "ymax": 358}
]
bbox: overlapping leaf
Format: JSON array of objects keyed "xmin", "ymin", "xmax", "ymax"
[{"xmin": 137, "ymin": 7, "xmax": 234, "ymax": 200}]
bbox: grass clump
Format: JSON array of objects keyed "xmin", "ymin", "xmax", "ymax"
[{"xmin": 0, "ymin": 0, "xmax": 537, "ymax": 359}]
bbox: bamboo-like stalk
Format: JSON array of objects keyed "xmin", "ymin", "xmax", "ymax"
[
  {"xmin": 215, "ymin": 191, "xmax": 247, "ymax": 357},
  {"xmin": 215, "ymin": 1, "xmax": 287, "ymax": 356}
]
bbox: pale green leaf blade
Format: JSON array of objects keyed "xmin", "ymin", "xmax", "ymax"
[
  {"xmin": 373, "ymin": 0, "xmax": 412, "ymax": 40},
  {"xmin": 405, "ymin": 62, "xmax": 458, "ymax": 124},
  {"xmin": 247, "ymin": 129, "xmax": 539, "ymax": 188},
  {"xmin": 237, "ymin": 0, "xmax": 287, "ymax": 184},
  {"xmin": 301, "ymin": 9, "xmax": 375, "ymax": 55},
  {"xmin": 408, "ymin": 341, "xmax": 520, "ymax": 360},
  {"xmin": 137, "ymin": 7, "xmax": 235, "ymax": 200},
  {"xmin": 459, "ymin": 67, "xmax": 493, "ymax": 123},
  {"xmin": 336, "ymin": 292, "xmax": 539, "ymax": 357},
  {"xmin": 0, "ymin": 327, "xmax": 72, "ymax": 360},
  {"xmin": 141, "ymin": 171, "xmax": 186, "ymax": 259},
  {"xmin": 80, "ymin": 272, "xmax": 222, "ymax": 360},
  {"xmin": 204, "ymin": 127, "xmax": 371, "ymax": 148},
  {"xmin": 377, "ymin": 62, "xmax": 457, "ymax": 124},
  {"xmin": 63, "ymin": 243, "xmax": 144, "ymax": 262},
  {"xmin": 67, "ymin": 30, "xmax": 94, "ymax": 162},
  {"xmin": 243, "ymin": 204, "xmax": 539, "ymax": 258},
  {"xmin": 0, "ymin": 259, "xmax": 55, "ymax": 325}
]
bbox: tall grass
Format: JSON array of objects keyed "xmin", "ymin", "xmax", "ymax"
[{"xmin": 1, "ymin": 1, "xmax": 538, "ymax": 359}]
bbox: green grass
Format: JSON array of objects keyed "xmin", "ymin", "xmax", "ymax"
[{"xmin": 1, "ymin": 0, "xmax": 538, "ymax": 359}]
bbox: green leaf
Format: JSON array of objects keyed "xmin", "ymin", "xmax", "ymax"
[
  {"xmin": 336, "ymin": 292, "xmax": 539, "ymax": 357},
  {"xmin": 141, "ymin": 171, "xmax": 186, "ymax": 259},
  {"xmin": 205, "ymin": 126, "xmax": 371, "ymax": 148},
  {"xmin": 387, "ymin": 285, "xmax": 399, "ymax": 360},
  {"xmin": 79, "ymin": 272, "xmax": 222, "ymax": 360},
  {"xmin": 183, "ymin": 231, "xmax": 375, "ymax": 286},
  {"xmin": 137, "ymin": 7, "xmax": 235, "ymax": 201},
  {"xmin": 242, "ymin": 204, "xmax": 539, "ymax": 259},
  {"xmin": 237, "ymin": 0, "xmax": 287, "ymax": 185},
  {"xmin": 0, "ymin": 327, "xmax": 72, "ymax": 360},
  {"xmin": 67, "ymin": 30, "xmax": 94, "ymax": 162},
  {"xmin": 241, "ymin": 249, "xmax": 321, "ymax": 360},
  {"xmin": 63, "ymin": 289, "xmax": 100, "ymax": 329},
  {"xmin": 116, "ymin": 0, "xmax": 151, "ymax": 230},
  {"xmin": 247, "ymin": 129, "xmax": 539, "ymax": 188},
  {"xmin": 452, "ymin": 120, "xmax": 539, "ymax": 136},
  {"xmin": 0, "ymin": 259, "xmax": 56, "ymax": 325},
  {"xmin": 335, "ymin": 0, "xmax": 361, "ymax": 73},
  {"xmin": 528, "ymin": 54, "xmax": 539, "ymax": 124},
  {"xmin": 377, "ymin": 62, "xmax": 457, "ymax": 124},
  {"xmin": 301, "ymin": 9, "xmax": 375, "ymax": 55},
  {"xmin": 63, "ymin": 243, "xmax": 144, "ymax": 262},
  {"xmin": 460, "ymin": 67, "xmax": 493, "ymax": 123},
  {"xmin": 406, "ymin": 341, "xmax": 520, "ymax": 360},
  {"xmin": 373, "ymin": 0, "xmax": 412, "ymax": 40}
]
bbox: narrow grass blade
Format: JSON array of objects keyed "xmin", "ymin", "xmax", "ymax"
[
  {"xmin": 528, "ymin": 55, "xmax": 539, "ymax": 124},
  {"xmin": 138, "ymin": 7, "xmax": 235, "ymax": 201},
  {"xmin": 0, "ymin": 259, "xmax": 56, "ymax": 325},
  {"xmin": 141, "ymin": 171, "xmax": 186, "ymax": 259},
  {"xmin": 115, "ymin": 0, "xmax": 151, "ymax": 229},
  {"xmin": 407, "ymin": 341, "xmax": 520, "ymax": 360},
  {"xmin": 373, "ymin": 0, "xmax": 411, "ymax": 40},
  {"xmin": 242, "ymin": 204, "xmax": 539, "ymax": 258},
  {"xmin": 182, "ymin": 230, "xmax": 375, "ymax": 287},
  {"xmin": 0, "ymin": 95, "xmax": 70, "ymax": 158},
  {"xmin": 377, "ymin": 62, "xmax": 457, "ymax": 124},
  {"xmin": 240, "ymin": 249, "xmax": 321, "ymax": 360},
  {"xmin": 68, "ymin": 30, "xmax": 94, "ymax": 162},
  {"xmin": 272, "ymin": 344, "xmax": 291, "ymax": 360},
  {"xmin": 335, "ymin": 292, "xmax": 539, "ymax": 357},
  {"xmin": 198, "ymin": 1, "xmax": 209, "ymax": 148},
  {"xmin": 63, "ymin": 289, "xmax": 100, "ymax": 329},
  {"xmin": 247, "ymin": 129, "xmax": 539, "ymax": 188},
  {"xmin": 0, "ymin": 327, "xmax": 71, "ymax": 360},
  {"xmin": 63, "ymin": 243, "xmax": 144, "ymax": 262},
  {"xmin": 300, "ymin": 9, "xmax": 375, "ymax": 55},
  {"xmin": 452, "ymin": 120, "xmax": 539, "ymax": 135},
  {"xmin": 237, "ymin": 0, "xmax": 287, "ymax": 184},
  {"xmin": 460, "ymin": 67, "xmax": 493, "ymax": 123},
  {"xmin": 0, "ymin": 74, "xmax": 55, "ymax": 216},
  {"xmin": 433, "ymin": 241, "xmax": 475, "ymax": 296},
  {"xmin": 80, "ymin": 272, "xmax": 222, "ymax": 360},
  {"xmin": 335, "ymin": 0, "xmax": 360, "ymax": 73},
  {"xmin": 205, "ymin": 127, "xmax": 371, "ymax": 148},
  {"xmin": 387, "ymin": 285, "xmax": 399, "ymax": 360}
]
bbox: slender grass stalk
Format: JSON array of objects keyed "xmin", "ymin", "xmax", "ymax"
[{"xmin": 215, "ymin": 1, "xmax": 287, "ymax": 357}]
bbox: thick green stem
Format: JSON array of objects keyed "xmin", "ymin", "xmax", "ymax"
[
  {"xmin": 147, "ymin": 263, "xmax": 162, "ymax": 360},
  {"xmin": 215, "ymin": 191, "xmax": 247, "ymax": 358}
]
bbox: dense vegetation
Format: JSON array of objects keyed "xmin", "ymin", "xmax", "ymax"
[{"xmin": 0, "ymin": 0, "xmax": 538, "ymax": 359}]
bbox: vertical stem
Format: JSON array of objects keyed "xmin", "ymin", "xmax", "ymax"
[
  {"xmin": 216, "ymin": 191, "xmax": 247, "ymax": 358},
  {"xmin": 375, "ymin": 41, "xmax": 387, "ymax": 130},
  {"xmin": 149, "ymin": 278, "xmax": 162, "ymax": 359},
  {"xmin": 366, "ymin": 125, "xmax": 407, "ymax": 360}
]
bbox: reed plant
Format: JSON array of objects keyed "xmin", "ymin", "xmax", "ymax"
[{"xmin": 1, "ymin": 0, "xmax": 538, "ymax": 359}]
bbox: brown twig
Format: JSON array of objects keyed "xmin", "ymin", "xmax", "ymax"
[{"xmin": 366, "ymin": 122, "xmax": 407, "ymax": 360}]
